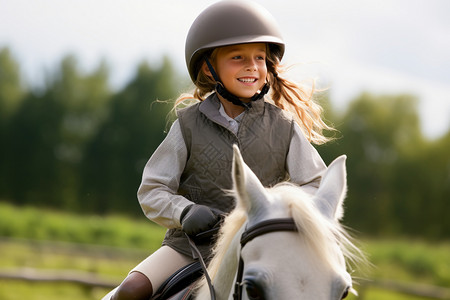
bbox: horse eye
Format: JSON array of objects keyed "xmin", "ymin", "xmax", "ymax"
[
  {"xmin": 245, "ymin": 280, "xmax": 265, "ymax": 300},
  {"xmin": 341, "ymin": 286, "xmax": 350, "ymax": 299}
]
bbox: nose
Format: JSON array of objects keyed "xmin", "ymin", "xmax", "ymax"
[{"xmin": 245, "ymin": 58, "xmax": 258, "ymax": 71}]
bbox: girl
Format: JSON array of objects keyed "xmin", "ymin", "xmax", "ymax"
[{"xmin": 108, "ymin": 1, "xmax": 333, "ymax": 299}]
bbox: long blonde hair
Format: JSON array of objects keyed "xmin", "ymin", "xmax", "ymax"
[{"xmin": 175, "ymin": 46, "xmax": 334, "ymax": 145}]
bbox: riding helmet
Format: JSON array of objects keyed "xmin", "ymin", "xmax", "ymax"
[{"xmin": 185, "ymin": 0, "xmax": 285, "ymax": 82}]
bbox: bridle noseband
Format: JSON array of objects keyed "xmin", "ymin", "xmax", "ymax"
[{"xmin": 233, "ymin": 218, "xmax": 298, "ymax": 300}]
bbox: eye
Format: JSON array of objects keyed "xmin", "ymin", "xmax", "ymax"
[
  {"xmin": 341, "ymin": 286, "xmax": 350, "ymax": 299},
  {"xmin": 244, "ymin": 280, "xmax": 265, "ymax": 300}
]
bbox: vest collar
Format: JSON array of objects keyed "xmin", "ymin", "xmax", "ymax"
[{"xmin": 199, "ymin": 93, "xmax": 265, "ymax": 127}]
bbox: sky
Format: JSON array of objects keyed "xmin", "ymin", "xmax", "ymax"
[{"xmin": 1, "ymin": 0, "xmax": 449, "ymax": 139}]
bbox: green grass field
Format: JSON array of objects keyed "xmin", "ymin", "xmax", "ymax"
[{"xmin": 0, "ymin": 202, "xmax": 449, "ymax": 300}]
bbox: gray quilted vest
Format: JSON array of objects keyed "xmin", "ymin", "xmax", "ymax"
[{"xmin": 163, "ymin": 94, "xmax": 294, "ymax": 258}]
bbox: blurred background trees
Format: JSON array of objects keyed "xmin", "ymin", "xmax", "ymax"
[{"xmin": 0, "ymin": 46, "xmax": 448, "ymax": 239}]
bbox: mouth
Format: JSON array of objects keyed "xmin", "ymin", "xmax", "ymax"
[{"xmin": 237, "ymin": 77, "xmax": 257, "ymax": 84}]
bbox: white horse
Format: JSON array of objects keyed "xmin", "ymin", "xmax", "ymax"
[{"xmin": 193, "ymin": 145, "xmax": 362, "ymax": 299}]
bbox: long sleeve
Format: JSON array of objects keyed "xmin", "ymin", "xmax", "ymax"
[
  {"xmin": 286, "ymin": 123, "xmax": 327, "ymax": 195},
  {"xmin": 137, "ymin": 120, "xmax": 194, "ymax": 229}
]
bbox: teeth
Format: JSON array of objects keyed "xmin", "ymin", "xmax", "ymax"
[{"xmin": 239, "ymin": 78, "xmax": 256, "ymax": 83}]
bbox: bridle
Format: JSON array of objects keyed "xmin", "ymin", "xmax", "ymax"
[
  {"xmin": 186, "ymin": 218, "xmax": 298, "ymax": 300},
  {"xmin": 232, "ymin": 218, "xmax": 298, "ymax": 300}
]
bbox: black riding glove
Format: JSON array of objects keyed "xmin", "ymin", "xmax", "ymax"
[{"xmin": 180, "ymin": 204, "xmax": 220, "ymax": 236}]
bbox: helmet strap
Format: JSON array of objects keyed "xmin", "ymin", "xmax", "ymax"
[{"xmin": 204, "ymin": 57, "xmax": 269, "ymax": 109}]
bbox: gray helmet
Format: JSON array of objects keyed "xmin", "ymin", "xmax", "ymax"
[{"xmin": 185, "ymin": 0, "xmax": 285, "ymax": 82}]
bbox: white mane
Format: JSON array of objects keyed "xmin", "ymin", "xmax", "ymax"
[{"xmin": 196, "ymin": 182, "xmax": 362, "ymax": 297}]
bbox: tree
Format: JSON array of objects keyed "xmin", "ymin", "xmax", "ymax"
[
  {"xmin": 81, "ymin": 57, "xmax": 177, "ymax": 214},
  {"xmin": 318, "ymin": 93, "xmax": 428, "ymax": 235},
  {"xmin": 0, "ymin": 47, "xmax": 24, "ymax": 120},
  {"xmin": 391, "ymin": 131, "xmax": 450, "ymax": 238},
  {"xmin": 0, "ymin": 48, "xmax": 25, "ymax": 197},
  {"xmin": 4, "ymin": 55, "xmax": 111, "ymax": 209}
]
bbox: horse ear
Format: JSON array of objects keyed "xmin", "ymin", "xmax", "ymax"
[
  {"xmin": 232, "ymin": 145, "xmax": 269, "ymax": 218},
  {"xmin": 314, "ymin": 155, "xmax": 347, "ymax": 220}
]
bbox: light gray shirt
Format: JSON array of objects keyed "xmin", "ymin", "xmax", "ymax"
[
  {"xmin": 218, "ymin": 103, "xmax": 244, "ymax": 135},
  {"xmin": 137, "ymin": 115, "xmax": 327, "ymax": 229}
]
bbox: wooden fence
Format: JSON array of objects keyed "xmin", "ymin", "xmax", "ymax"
[
  {"xmin": 1, "ymin": 268, "xmax": 449, "ymax": 299},
  {"xmin": 0, "ymin": 268, "xmax": 117, "ymax": 289}
]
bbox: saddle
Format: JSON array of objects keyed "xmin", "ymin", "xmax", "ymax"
[{"xmin": 150, "ymin": 260, "xmax": 203, "ymax": 300}]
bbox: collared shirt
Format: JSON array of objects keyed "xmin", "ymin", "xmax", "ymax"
[
  {"xmin": 138, "ymin": 96, "xmax": 327, "ymax": 229},
  {"xmin": 218, "ymin": 103, "xmax": 245, "ymax": 135}
]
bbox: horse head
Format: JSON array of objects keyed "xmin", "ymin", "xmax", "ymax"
[
  {"xmin": 232, "ymin": 145, "xmax": 356, "ymax": 299},
  {"xmin": 197, "ymin": 145, "xmax": 361, "ymax": 299}
]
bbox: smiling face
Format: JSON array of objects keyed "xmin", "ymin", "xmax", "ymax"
[{"xmin": 210, "ymin": 43, "xmax": 268, "ymax": 102}]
